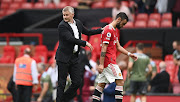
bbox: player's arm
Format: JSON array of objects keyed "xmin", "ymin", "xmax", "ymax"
[
  {"xmin": 146, "ymin": 64, "xmax": 152, "ymax": 77},
  {"xmin": 127, "ymin": 59, "xmax": 134, "ymax": 78},
  {"xmin": 116, "ymin": 41, "xmax": 138, "ymax": 61},
  {"xmin": 98, "ymin": 43, "xmax": 108, "ymax": 73},
  {"xmin": 37, "ymin": 82, "xmax": 49, "ymax": 102},
  {"xmin": 128, "ymin": 61, "xmax": 133, "ymax": 72}
]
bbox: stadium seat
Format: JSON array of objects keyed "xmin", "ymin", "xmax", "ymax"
[
  {"xmin": 81, "ymin": 34, "xmax": 88, "ymax": 41},
  {"xmin": 136, "ymin": 13, "xmax": 148, "ymax": 21},
  {"xmin": 104, "ymin": 1, "xmax": 116, "ymax": 8},
  {"xmin": 165, "ymin": 54, "xmax": 173, "ymax": 61},
  {"xmin": 88, "ymin": 27, "xmax": 101, "ymax": 61},
  {"xmin": 69, "ymin": 1, "xmax": 78, "ymax": 8},
  {"xmin": 54, "ymin": 41, "xmax": 59, "ymax": 52},
  {"xmin": 18, "ymin": 45, "xmax": 31, "ymax": 57},
  {"xmin": 161, "ymin": 20, "xmax": 172, "ymax": 28},
  {"xmin": 0, "ymin": 10, "xmax": 6, "ymax": 17},
  {"xmin": 162, "ymin": 13, "xmax": 172, "ymax": 21},
  {"xmin": 100, "ymin": 17, "xmax": 112, "ymax": 24},
  {"xmin": 147, "ymin": 20, "xmax": 160, "ymax": 28},
  {"xmin": 34, "ymin": 2, "xmax": 44, "ymax": 9},
  {"xmin": 1, "ymin": 3, "xmax": 9, "ymax": 10},
  {"xmin": 56, "ymin": 2, "xmax": 68, "ymax": 9},
  {"xmin": 149, "ymin": 13, "xmax": 161, "ymax": 22},
  {"xmin": 154, "ymin": 59, "xmax": 162, "ymax": 73},
  {"xmin": 0, "ymin": 46, "xmax": 15, "ymax": 63},
  {"xmin": 129, "ymin": 1, "xmax": 135, "ymax": 8},
  {"xmin": 177, "ymin": 20, "xmax": 180, "ymax": 27},
  {"xmin": 10, "ymin": 3, "xmax": 21, "ymax": 10},
  {"xmin": 173, "ymin": 66, "xmax": 179, "ymax": 84},
  {"xmin": 165, "ymin": 61, "xmax": 176, "ymax": 83},
  {"xmin": 91, "ymin": 2, "xmax": 104, "ymax": 9},
  {"xmin": 5, "ymin": 9, "xmax": 16, "ymax": 15},
  {"xmin": 14, "ymin": 0, "xmax": 25, "ymax": 3},
  {"xmin": 33, "ymin": 45, "xmax": 48, "ymax": 63},
  {"xmin": 173, "ymin": 83, "xmax": 180, "ymax": 94},
  {"xmin": 134, "ymin": 20, "xmax": 147, "ymax": 28},
  {"xmin": 46, "ymin": 3, "xmax": 56, "ymax": 9},
  {"xmin": 123, "ymin": 21, "xmax": 134, "ymax": 28},
  {"xmin": 1, "ymin": 0, "xmax": 13, "ymax": 3},
  {"xmin": 21, "ymin": 3, "xmax": 33, "ymax": 9},
  {"xmin": 121, "ymin": 1, "xmax": 129, "ymax": 7}
]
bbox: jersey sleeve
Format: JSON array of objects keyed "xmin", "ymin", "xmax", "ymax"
[{"xmin": 102, "ymin": 28, "xmax": 113, "ymax": 44}]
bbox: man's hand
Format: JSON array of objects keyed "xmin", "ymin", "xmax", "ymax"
[
  {"xmin": 129, "ymin": 53, "xmax": 138, "ymax": 61},
  {"xmin": 86, "ymin": 42, "xmax": 94, "ymax": 51},
  {"xmin": 37, "ymin": 97, "xmax": 42, "ymax": 102},
  {"xmin": 33, "ymin": 84, "xmax": 38, "ymax": 91},
  {"xmin": 97, "ymin": 64, "xmax": 104, "ymax": 73}
]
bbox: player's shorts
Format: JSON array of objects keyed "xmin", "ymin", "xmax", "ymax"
[
  {"xmin": 129, "ymin": 81, "xmax": 148, "ymax": 95},
  {"xmin": 97, "ymin": 63, "xmax": 123, "ymax": 83}
]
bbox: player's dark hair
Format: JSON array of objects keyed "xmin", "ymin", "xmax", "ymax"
[
  {"xmin": 117, "ymin": 0, "xmax": 122, "ymax": 3},
  {"xmin": 177, "ymin": 41, "xmax": 180, "ymax": 45},
  {"xmin": 136, "ymin": 43, "xmax": 144, "ymax": 50},
  {"xmin": 115, "ymin": 12, "xmax": 129, "ymax": 22}
]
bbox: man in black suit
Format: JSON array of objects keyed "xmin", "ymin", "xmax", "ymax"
[
  {"xmin": 55, "ymin": 6, "xmax": 103, "ymax": 102},
  {"xmin": 150, "ymin": 61, "xmax": 170, "ymax": 93}
]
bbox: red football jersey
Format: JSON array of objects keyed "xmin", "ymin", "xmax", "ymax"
[{"xmin": 101, "ymin": 25, "xmax": 118, "ymax": 68}]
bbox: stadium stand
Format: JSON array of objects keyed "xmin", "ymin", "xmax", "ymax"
[
  {"xmin": 18, "ymin": 45, "xmax": 31, "ymax": 57},
  {"xmin": 21, "ymin": 3, "xmax": 34, "ymax": 9},
  {"xmin": 123, "ymin": 21, "xmax": 134, "ymax": 28},
  {"xmin": 161, "ymin": 20, "xmax": 172, "ymax": 28},
  {"xmin": 136, "ymin": 13, "xmax": 148, "ymax": 21},
  {"xmin": 134, "ymin": 20, "xmax": 147, "ymax": 28},
  {"xmin": 33, "ymin": 45, "xmax": 48, "ymax": 63},
  {"xmin": 0, "ymin": 46, "xmax": 15, "ymax": 63},
  {"xmin": 148, "ymin": 20, "xmax": 160, "ymax": 28}
]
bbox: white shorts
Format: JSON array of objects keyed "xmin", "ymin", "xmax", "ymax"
[{"xmin": 97, "ymin": 63, "xmax": 123, "ymax": 83}]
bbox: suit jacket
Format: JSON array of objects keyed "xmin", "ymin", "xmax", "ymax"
[
  {"xmin": 55, "ymin": 19, "xmax": 102, "ymax": 63},
  {"xmin": 150, "ymin": 70, "xmax": 170, "ymax": 93}
]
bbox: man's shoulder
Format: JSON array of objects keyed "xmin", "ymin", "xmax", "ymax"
[
  {"xmin": 58, "ymin": 20, "xmax": 65, "ymax": 26},
  {"xmin": 103, "ymin": 25, "xmax": 114, "ymax": 35}
]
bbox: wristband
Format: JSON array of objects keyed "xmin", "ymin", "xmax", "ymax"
[{"xmin": 127, "ymin": 52, "xmax": 131, "ymax": 56}]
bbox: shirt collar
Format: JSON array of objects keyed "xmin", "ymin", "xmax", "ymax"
[
  {"xmin": 109, "ymin": 24, "xmax": 115, "ymax": 30},
  {"xmin": 24, "ymin": 54, "xmax": 30, "ymax": 57},
  {"xmin": 68, "ymin": 19, "xmax": 76, "ymax": 25},
  {"xmin": 160, "ymin": 69, "xmax": 165, "ymax": 73}
]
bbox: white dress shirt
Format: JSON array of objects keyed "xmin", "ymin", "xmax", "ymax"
[
  {"xmin": 13, "ymin": 54, "xmax": 39, "ymax": 84},
  {"xmin": 68, "ymin": 19, "xmax": 79, "ymax": 53},
  {"xmin": 47, "ymin": 66, "xmax": 58, "ymax": 87}
]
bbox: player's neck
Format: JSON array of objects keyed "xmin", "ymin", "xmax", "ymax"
[
  {"xmin": 137, "ymin": 50, "xmax": 143, "ymax": 54},
  {"xmin": 110, "ymin": 21, "xmax": 117, "ymax": 29}
]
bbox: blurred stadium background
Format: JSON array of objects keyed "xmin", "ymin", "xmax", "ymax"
[{"xmin": 0, "ymin": 0, "xmax": 180, "ymax": 102}]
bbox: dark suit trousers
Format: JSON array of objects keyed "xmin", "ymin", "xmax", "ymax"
[
  {"xmin": 17, "ymin": 85, "xmax": 32, "ymax": 102},
  {"xmin": 56, "ymin": 54, "xmax": 82, "ymax": 102}
]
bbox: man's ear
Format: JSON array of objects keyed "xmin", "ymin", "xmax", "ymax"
[{"xmin": 117, "ymin": 17, "xmax": 121, "ymax": 22}]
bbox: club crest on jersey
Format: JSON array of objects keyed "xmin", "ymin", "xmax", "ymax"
[{"xmin": 107, "ymin": 32, "xmax": 111, "ymax": 37}]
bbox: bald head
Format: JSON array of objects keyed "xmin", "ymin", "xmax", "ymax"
[
  {"xmin": 24, "ymin": 48, "xmax": 31, "ymax": 55},
  {"xmin": 159, "ymin": 61, "xmax": 166, "ymax": 70}
]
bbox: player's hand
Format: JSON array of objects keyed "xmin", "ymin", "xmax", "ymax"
[
  {"xmin": 129, "ymin": 53, "xmax": 138, "ymax": 61},
  {"xmin": 97, "ymin": 64, "xmax": 104, "ymax": 73},
  {"xmin": 33, "ymin": 84, "xmax": 38, "ymax": 91},
  {"xmin": 86, "ymin": 42, "xmax": 94, "ymax": 51},
  {"xmin": 37, "ymin": 97, "xmax": 42, "ymax": 102}
]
